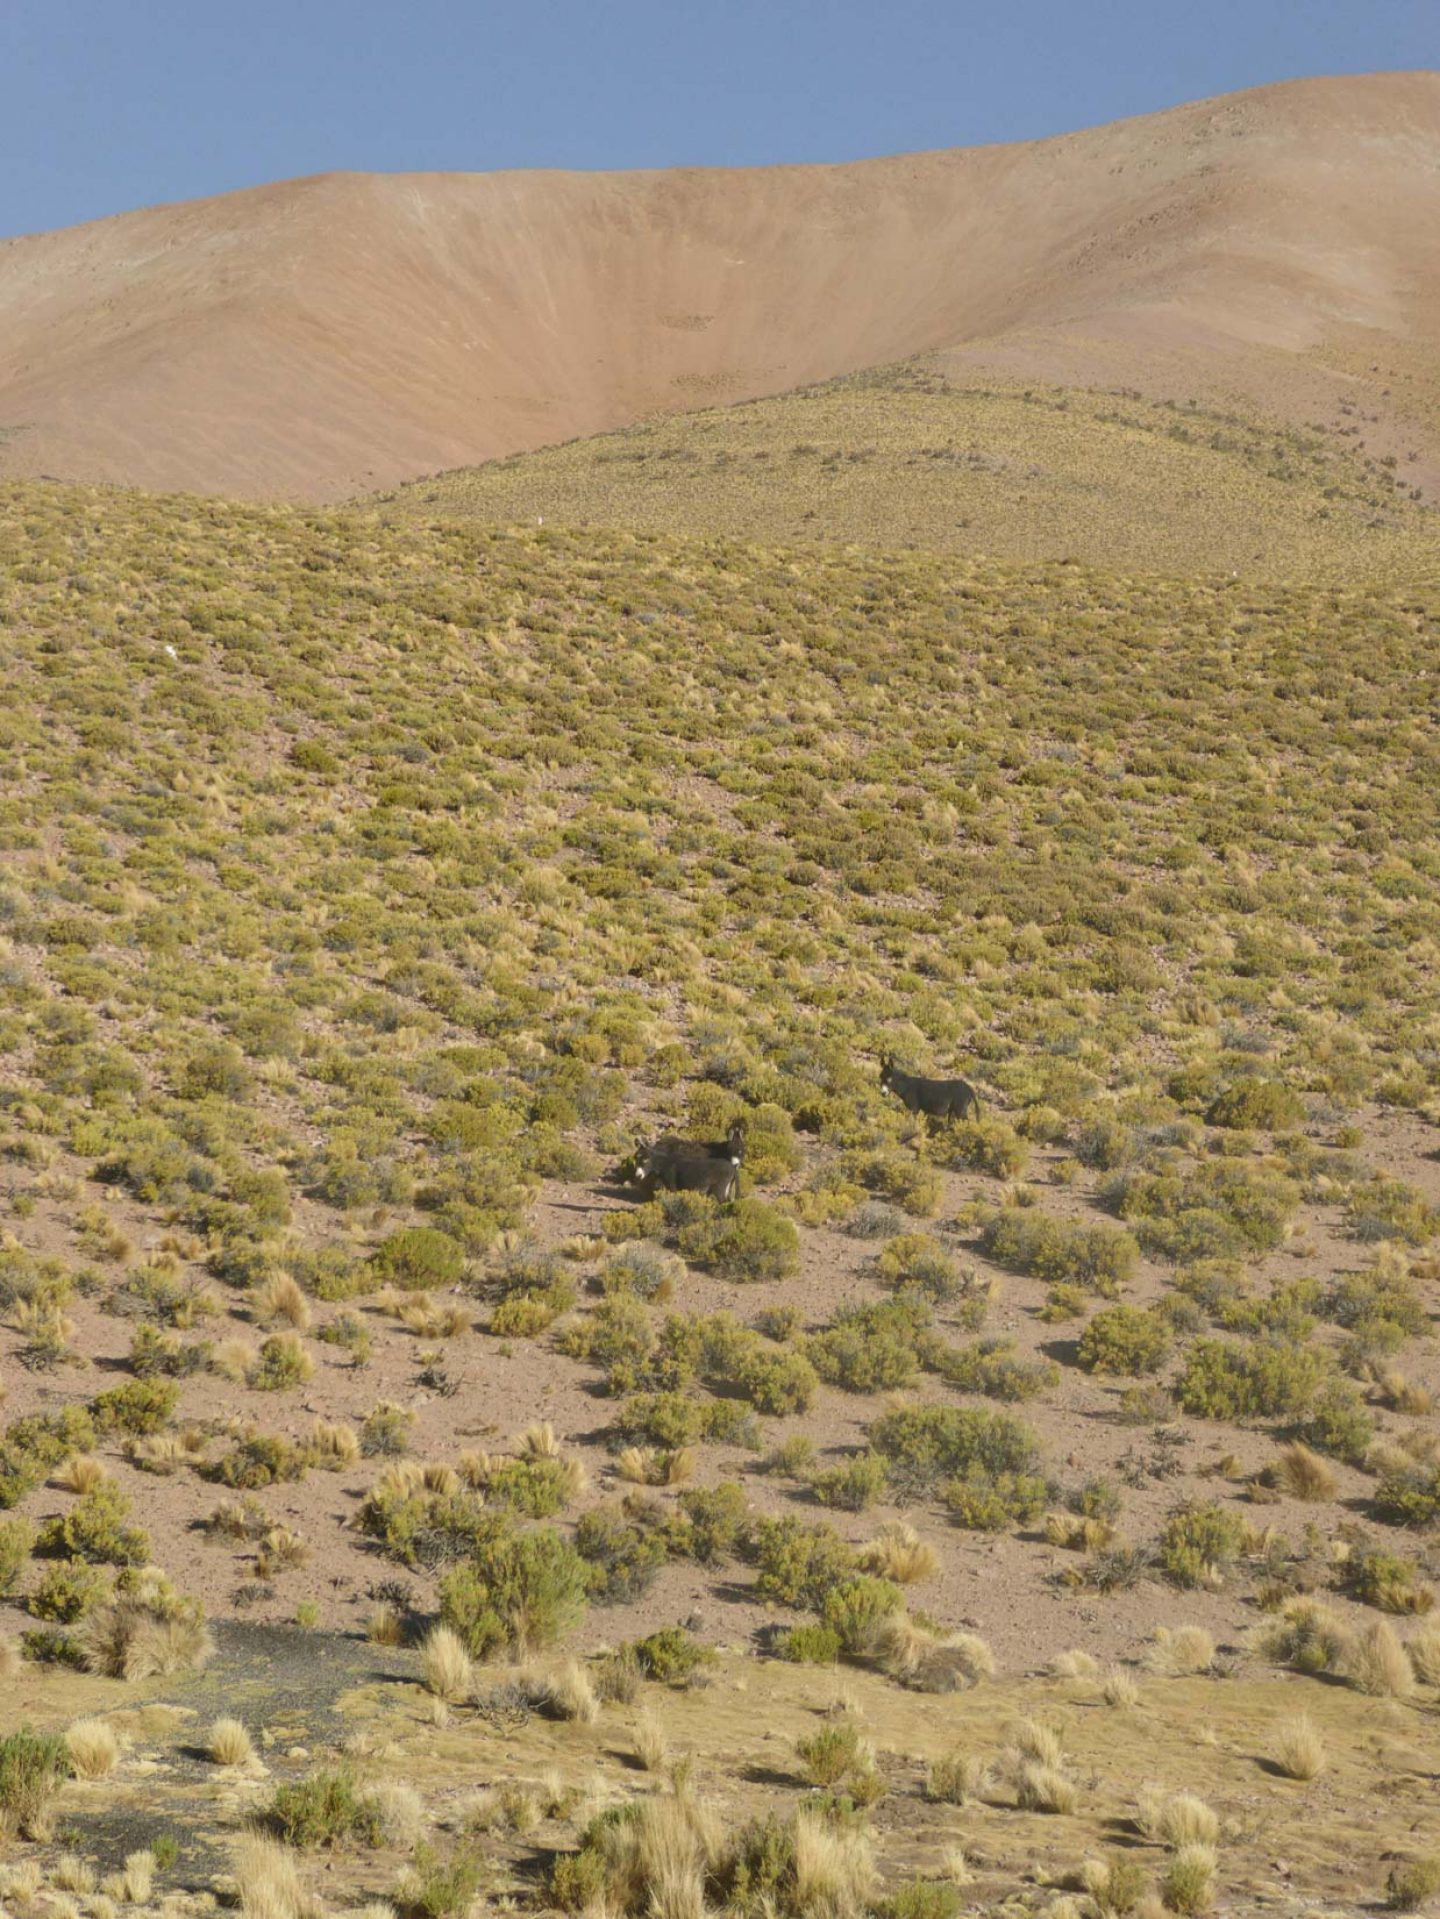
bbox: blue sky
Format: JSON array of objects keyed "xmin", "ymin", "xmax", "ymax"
[{"xmin": 1, "ymin": 0, "xmax": 1435, "ymax": 238}]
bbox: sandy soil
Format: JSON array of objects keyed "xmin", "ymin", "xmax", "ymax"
[{"xmin": 2, "ymin": 1099, "xmax": 1436, "ymax": 1681}]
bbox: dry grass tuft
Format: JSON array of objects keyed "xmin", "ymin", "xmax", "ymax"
[
  {"xmin": 308, "ymin": 1420, "xmax": 361, "ymax": 1469},
  {"xmin": 1102, "ymin": 1665, "xmax": 1141, "ymax": 1708},
  {"xmin": 632, "ymin": 1709, "xmax": 670, "ymax": 1773},
  {"xmin": 251, "ymin": 1272, "xmax": 312, "ymax": 1331},
  {"xmin": 1345, "ymin": 1619, "xmax": 1417, "ymax": 1698},
  {"xmin": 367, "ymin": 1603, "xmax": 407, "ymax": 1647},
  {"xmin": 1162, "ymin": 1842, "xmax": 1218, "ymax": 1914},
  {"xmin": 255, "ymin": 1527, "xmax": 310, "ymax": 1579},
  {"xmin": 208, "ymin": 1717, "xmax": 258, "ymax": 1767},
  {"xmin": 873, "ymin": 1615, "xmax": 994, "ymax": 1692},
  {"xmin": 0, "ymin": 1636, "xmax": 19, "ymax": 1679},
  {"xmin": 791, "ymin": 1806, "xmax": 877, "ymax": 1916},
  {"xmin": 234, "ymin": 1835, "xmax": 313, "ymax": 1919},
  {"xmin": 420, "ymin": 1625, "xmax": 473, "ymax": 1704},
  {"xmin": 1144, "ymin": 1625, "xmax": 1216, "ymax": 1676},
  {"xmin": 1050, "ymin": 1649, "xmax": 1100, "ymax": 1680},
  {"xmin": 57, "ymin": 1454, "xmax": 111, "ymax": 1495},
  {"xmin": 1006, "ymin": 1718, "xmax": 1065, "ymax": 1770},
  {"xmin": 924, "ymin": 1752, "xmax": 989, "ymax": 1805},
  {"xmin": 1001, "ymin": 1720, "xmax": 1076, "ymax": 1814},
  {"xmin": 573, "ymin": 1785, "xmax": 726, "ymax": 1919},
  {"xmin": 520, "ymin": 1422, "xmax": 561, "ymax": 1458},
  {"xmin": 107, "ymin": 1852, "xmax": 153, "ymax": 1904},
  {"xmin": 857, "ymin": 1521, "xmax": 939, "ymax": 1585},
  {"xmin": 211, "ymin": 1336, "xmax": 258, "ymax": 1383},
  {"xmin": 539, "ymin": 1659, "xmax": 600, "ymax": 1724},
  {"xmin": 1140, "ymin": 1791, "xmax": 1220, "ymax": 1849},
  {"xmin": 79, "ymin": 1592, "xmax": 214, "ymax": 1681},
  {"xmin": 1378, "ymin": 1371, "xmax": 1435, "ymax": 1417},
  {"xmin": 1270, "ymin": 1715, "xmax": 1326, "ymax": 1781},
  {"xmin": 363, "ymin": 1781, "xmax": 424, "ymax": 1851},
  {"xmin": 1273, "ymin": 1441, "xmax": 1338, "ymax": 1502},
  {"xmin": 64, "ymin": 1718, "xmax": 121, "ymax": 1779},
  {"xmin": 51, "ymin": 1857, "xmax": 97, "ymax": 1896},
  {"xmin": 1013, "ymin": 1763, "xmax": 1078, "ymax": 1814},
  {"xmin": 1407, "ymin": 1621, "xmax": 1440, "ymax": 1687}
]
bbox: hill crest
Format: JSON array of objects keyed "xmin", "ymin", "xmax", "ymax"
[{"xmin": 1, "ymin": 70, "xmax": 1437, "ymax": 500}]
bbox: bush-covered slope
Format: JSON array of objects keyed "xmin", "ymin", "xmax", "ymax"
[
  {"xmin": 376, "ymin": 365, "xmax": 1440, "ymax": 580},
  {"xmin": 3, "ymin": 479, "xmax": 1439, "ymax": 1217}
]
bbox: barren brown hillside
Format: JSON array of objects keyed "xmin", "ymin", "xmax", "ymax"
[{"xmin": 0, "ymin": 71, "xmax": 1438, "ymax": 500}]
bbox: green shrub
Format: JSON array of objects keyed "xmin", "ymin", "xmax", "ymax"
[
  {"xmin": 92, "ymin": 1379, "xmax": 179, "ymax": 1436},
  {"xmin": 28, "ymin": 1558, "xmax": 109, "ymax": 1622},
  {"xmin": 807, "ymin": 1299, "xmax": 924, "ymax": 1393},
  {"xmin": 209, "ymin": 1431, "xmax": 310, "ymax": 1488},
  {"xmin": 778, "ymin": 1623, "xmax": 842, "ymax": 1664},
  {"xmin": 676, "ymin": 1198, "xmax": 800, "ymax": 1282},
  {"xmin": 1158, "ymin": 1501, "xmax": 1248, "ymax": 1587},
  {"xmin": 1074, "ymin": 1116, "xmax": 1137, "ymax": 1170},
  {"xmin": 875, "ymin": 1234, "xmax": 961, "ymax": 1302},
  {"xmin": 360, "ymin": 1401, "xmax": 414, "ymax": 1456},
  {"xmin": 631, "ymin": 1626, "xmax": 715, "ymax": 1685},
  {"xmin": 35, "ymin": 1482, "xmax": 149, "ymax": 1566},
  {"xmin": 1110, "ymin": 1162, "xmax": 1299, "ymax": 1259},
  {"xmin": 0, "ymin": 1515, "xmax": 34, "ymax": 1593},
  {"xmin": 401, "ymin": 1842, "xmax": 489, "ymax": 1919},
  {"xmin": 1386, "ymin": 1857, "xmax": 1440, "ymax": 1912},
  {"xmin": 1375, "ymin": 1460, "xmax": 1440, "ymax": 1530},
  {"xmin": 981, "ymin": 1208, "xmax": 1137, "ymax": 1294},
  {"xmin": 1343, "ymin": 1551, "xmax": 1434, "ymax": 1616},
  {"xmin": 1076, "ymin": 1305, "xmax": 1172, "ymax": 1376},
  {"xmin": 1206, "ymin": 1081, "xmax": 1304, "ymax": 1130},
  {"xmin": 926, "ymin": 1339, "xmax": 1059, "ymax": 1401},
  {"xmin": 1039, "ymin": 1283, "xmax": 1089, "ymax": 1322},
  {"xmin": 0, "ymin": 1726, "xmax": 72, "ymax": 1838},
  {"xmin": 881, "ymin": 1884, "xmax": 964, "ymax": 1919},
  {"xmin": 811, "ymin": 1452, "xmax": 889, "ymax": 1512},
  {"xmin": 481, "ymin": 1455, "xmax": 577, "ymax": 1519},
  {"xmin": 0, "ymin": 1407, "xmax": 97, "ymax": 1508},
  {"xmin": 942, "ymin": 1470, "xmax": 1050, "ymax": 1531},
  {"xmin": 795, "ymin": 1720, "xmax": 862, "ymax": 1786},
  {"xmin": 1293, "ymin": 1380, "xmax": 1374, "ymax": 1464},
  {"xmin": 733, "ymin": 1347, "xmax": 818, "ymax": 1416},
  {"xmin": 820, "ymin": 1576, "xmax": 905, "ymax": 1655},
  {"xmin": 267, "ymin": 1768, "xmax": 382, "ymax": 1848},
  {"xmin": 1346, "ymin": 1179, "xmax": 1436, "ymax": 1246},
  {"xmin": 370, "ymin": 1227, "xmax": 465, "ymax": 1291},
  {"xmin": 19, "ymin": 1628, "xmax": 85, "ymax": 1670},
  {"xmin": 573, "ymin": 1504, "xmax": 669, "ymax": 1603},
  {"xmin": 358, "ymin": 1487, "xmax": 501, "ymax": 1571},
  {"xmin": 676, "ymin": 1482, "xmax": 751, "ymax": 1564},
  {"xmin": 488, "ymin": 1244, "xmax": 578, "ymax": 1334},
  {"xmin": 868, "ymin": 1404, "xmax": 1042, "ymax": 1495},
  {"xmin": 613, "ymin": 1391, "xmax": 710, "ymax": 1449},
  {"xmin": 751, "ymin": 1516, "xmax": 857, "ymax": 1608},
  {"xmin": 1174, "ymin": 1339, "xmax": 1330, "ymax": 1422},
  {"xmin": 945, "ymin": 1119, "xmax": 1029, "ymax": 1180},
  {"xmin": 438, "ymin": 1526, "xmax": 588, "ymax": 1657},
  {"xmin": 249, "ymin": 1332, "xmax": 313, "ymax": 1391},
  {"xmin": 844, "ymin": 1151, "xmax": 940, "ymax": 1218}
]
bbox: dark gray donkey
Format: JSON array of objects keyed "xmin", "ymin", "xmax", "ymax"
[
  {"xmin": 879, "ymin": 1057, "xmax": 982, "ymax": 1122},
  {"xmin": 632, "ymin": 1122, "xmax": 745, "ymax": 1201}
]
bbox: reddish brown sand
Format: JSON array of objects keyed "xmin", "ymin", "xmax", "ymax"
[{"xmin": 1, "ymin": 73, "xmax": 1437, "ymax": 501}]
